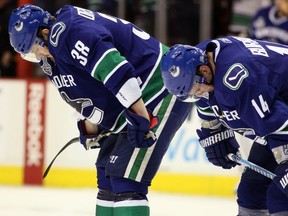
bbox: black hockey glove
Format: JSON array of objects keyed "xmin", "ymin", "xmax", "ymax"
[
  {"xmin": 273, "ymin": 161, "xmax": 288, "ymax": 198},
  {"xmin": 124, "ymin": 109, "xmax": 158, "ymax": 148},
  {"xmin": 197, "ymin": 126, "xmax": 240, "ymax": 169},
  {"xmin": 77, "ymin": 120, "xmax": 110, "ymax": 150}
]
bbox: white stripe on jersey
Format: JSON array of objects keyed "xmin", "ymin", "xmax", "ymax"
[
  {"xmin": 140, "ymin": 43, "xmax": 163, "ymax": 91},
  {"xmin": 96, "ymin": 199, "xmax": 114, "ymax": 207},
  {"xmin": 123, "ymin": 95, "xmax": 177, "ymax": 181},
  {"xmin": 135, "ymin": 96, "xmax": 176, "ymax": 182},
  {"xmin": 113, "ymin": 199, "xmax": 149, "ymax": 207},
  {"xmin": 90, "ymin": 48, "xmax": 117, "ymax": 77},
  {"xmin": 103, "ymin": 60, "xmax": 128, "ymax": 84}
]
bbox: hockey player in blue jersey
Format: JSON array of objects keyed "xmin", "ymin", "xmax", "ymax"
[
  {"xmin": 8, "ymin": 4, "xmax": 193, "ymax": 216},
  {"xmin": 248, "ymin": 0, "xmax": 288, "ymax": 44},
  {"xmin": 161, "ymin": 37, "xmax": 288, "ymax": 215}
]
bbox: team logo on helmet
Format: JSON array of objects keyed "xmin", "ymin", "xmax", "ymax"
[
  {"xmin": 43, "ymin": 17, "xmax": 50, "ymax": 25},
  {"xmin": 200, "ymin": 55, "xmax": 206, "ymax": 63},
  {"xmin": 14, "ymin": 20, "xmax": 23, "ymax": 32},
  {"xmin": 169, "ymin": 65, "xmax": 180, "ymax": 77}
]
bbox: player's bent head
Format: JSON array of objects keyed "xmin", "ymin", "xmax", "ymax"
[
  {"xmin": 161, "ymin": 44, "xmax": 207, "ymax": 101},
  {"xmin": 8, "ymin": 4, "xmax": 53, "ymax": 55}
]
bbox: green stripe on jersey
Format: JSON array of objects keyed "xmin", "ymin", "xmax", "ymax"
[
  {"xmin": 273, "ymin": 123, "xmax": 288, "ymax": 134},
  {"xmin": 96, "ymin": 204, "xmax": 113, "ymax": 216},
  {"xmin": 110, "ymin": 44, "xmax": 169, "ymax": 133},
  {"xmin": 92, "ymin": 49, "xmax": 126, "ymax": 82},
  {"xmin": 127, "ymin": 94, "xmax": 174, "ymax": 181},
  {"xmin": 196, "ymin": 104, "xmax": 215, "ymax": 117},
  {"xmin": 141, "ymin": 44, "xmax": 169, "ymax": 104},
  {"xmin": 128, "ymin": 148, "xmax": 148, "ymax": 180},
  {"xmin": 113, "ymin": 206, "xmax": 149, "ymax": 216}
]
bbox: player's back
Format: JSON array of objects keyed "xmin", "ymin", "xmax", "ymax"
[
  {"xmin": 50, "ymin": 5, "xmax": 162, "ymax": 78},
  {"xmin": 201, "ymin": 36, "xmax": 288, "ymax": 135},
  {"xmin": 45, "ymin": 5, "xmax": 169, "ymax": 132},
  {"xmin": 212, "ymin": 37, "xmax": 288, "ymax": 103},
  {"xmin": 194, "ymin": 37, "xmax": 288, "ymax": 136}
]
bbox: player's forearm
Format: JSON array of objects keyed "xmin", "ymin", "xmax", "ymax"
[
  {"xmin": 84, "ymin": 120, "xmax": 99, "ymax": 134},
  {"xmin": 129, "ymin": 98, "xmax": 149, "ymax": 121}
]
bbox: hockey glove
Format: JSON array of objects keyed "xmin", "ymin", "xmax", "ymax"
[
  {"xmin": 273, "ymin": 162, "xmax": 288, "ymax": 198},
  {"xmin": 77, "ymin": 120, "xmax": 110, "ymax": 150},
  {"xmin": 124, "ymin": 109, "xmax": 158, "ymax": 148},
  {"xmin": 197, "ymin": 126, "xmax": 240, "ymax": 169}
]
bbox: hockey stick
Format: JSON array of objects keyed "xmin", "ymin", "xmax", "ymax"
[
  {"xmin": 227, "ymin": 153, "xmax": 276, "ymax": 179},
  {"xmin": 42, "ymin": 137, "xmax": 79, "ymax": 179}
]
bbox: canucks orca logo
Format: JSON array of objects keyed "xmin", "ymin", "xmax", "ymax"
[
  {"xmin": 60, "ymin": 91, "xmax": 92, "ymax": 113},
  {"xmin": 223, "ymin": 63, "xmax": 249, "ymax": 90},
  {"xmin": 15, "ymin": 21, "xmax": 23, "ymax": 31},
  {"xmin": 49, "ymin": 22, "xmax": 66, "ymax": 47},
  {"xmin": 60, "ymin": 92, "xmax": 104, "ymax": 124},
  {"xmin": 169, "ymin": 65, "xmax": 180, "ymax": 77},
  {"xmin": 40, "ymin": 58, "xmax": 53, "ymax": 76}
]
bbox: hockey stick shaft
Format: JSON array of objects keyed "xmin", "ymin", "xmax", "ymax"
[
  {"xmin": 43, "ymin": 137, "xmax": 79, "ymax": 179},
  {"xmin": 227, "ymin": 153, "xmax": 276, "ymax": 179}
]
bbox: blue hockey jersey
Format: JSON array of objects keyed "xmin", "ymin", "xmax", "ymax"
[
  {"xmin": 42, "ymin": 5, "xmax": 169, "ymax": 133},
  {"xmin": 196, "ymin": 36, "xmax": 288, "ymax": 148},
  {"xmin": 248, "ymin": 5, "xmax": 288, "ymax": 45}
]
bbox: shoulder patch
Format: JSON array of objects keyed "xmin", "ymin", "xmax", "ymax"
[
  {"xmin": 223, "ymin": 63, "xmax": 249, "ymax": 90},
  {"xmin": 40, "ymin": 58, "xmax": 53, "ymax": 76},
  {"xmin": 49, "ymin": 22, "xmax": 66, "ymax": 47}
]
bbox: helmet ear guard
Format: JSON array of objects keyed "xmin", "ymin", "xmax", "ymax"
[
  {"xmin": 161, "ymin": 44, "xmax": 207, "ymax": 101},
  {"xmin": 8, "ymin": 4, "xmax": 52, "ymax": 55}
]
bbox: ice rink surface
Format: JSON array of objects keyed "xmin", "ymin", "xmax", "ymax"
[{"xmin": 0, "ymin": 185, "xmax": 237, "ymax": 216}]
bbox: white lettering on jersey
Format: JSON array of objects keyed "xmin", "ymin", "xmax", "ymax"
[
  {"xmin": 98, "ymin": 12, "xmax": 150, "ymax": 40},
  {"xmin": 251, "ymin": 94, "xmax": 270, "ymax": 118},
  {"xmin": 71, "ymin": 40, "xmax": 90, "ymax": 66},
  {"xmin": 51, "ymin": 75, "xmax": 76, "ymax": 89},
  {"xmin": 266, "ymin": 45, "xmax": 288, "ymax": 56},
  {"xmin": 222, "ymin": 110, "xmax": 240, "ymax": 121},
  {"xmin": 74, "ymin": 6, "xmax": 95, "ymax": 20},
  {"xmin": 234, "ymin": 37, "xmax": 269, "ymax": 57},
  {"xmin": 211, "ymin": 105, "xmax": 240, "ymax": 121}
]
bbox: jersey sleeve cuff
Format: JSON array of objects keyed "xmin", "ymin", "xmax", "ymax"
[{"xmin": 116, "ymin": 77, "xmax": 142, "ymax": 108}]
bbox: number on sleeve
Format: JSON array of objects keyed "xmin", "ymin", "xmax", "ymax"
[
  {"xmin": 251, "ymin": 94, "xmax": 270, "ymax": 118},
  {"xmin": 71, "ymin": 40, "xmax": 90, "ymax": 66}
]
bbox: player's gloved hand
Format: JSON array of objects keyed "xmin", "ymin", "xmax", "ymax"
[
  {"xmin": 197, "ymin": 126, "xmax": 240, "ymax": 169},
  {"xmin": 273, "ymin": 162, "xmax": 288, "ymax": 198},
  {"xmin": 77, "ymin": 120, "xmax": 110, "ymax": 150},
  {"xmin": 124, "ymin": 109, "xmax": 158, "ymax": 148}
]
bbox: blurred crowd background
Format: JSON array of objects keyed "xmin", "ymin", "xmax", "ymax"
[{"xmin": 0, "ymin": 0, "xmax": 276, "ymax": 78}]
